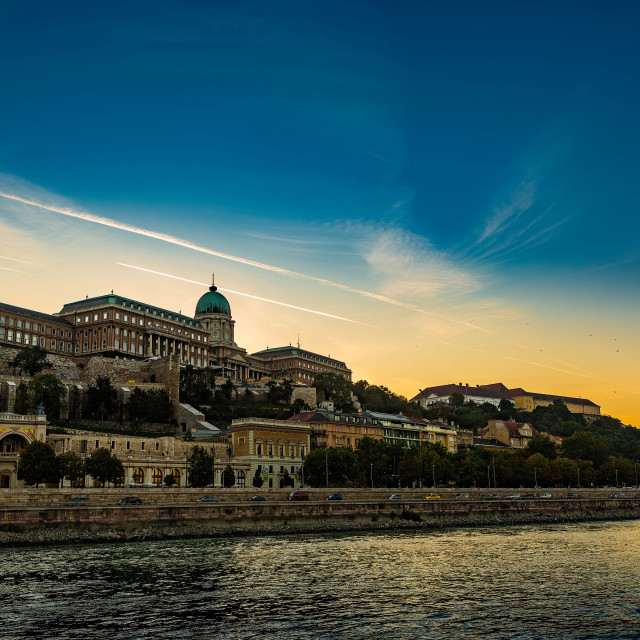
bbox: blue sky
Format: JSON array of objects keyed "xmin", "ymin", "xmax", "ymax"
[{"xmin": 1, "ymin": 0, "xmax": 639, "ymax": 422}]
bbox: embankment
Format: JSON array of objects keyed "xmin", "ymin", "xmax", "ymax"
[{"xmin": 1, "ymin": 497, "xmax": 639, "ymax": 546}]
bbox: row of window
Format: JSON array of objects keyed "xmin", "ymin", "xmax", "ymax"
[
  {"xmin": 75, "ymin": 311, "xmax": 207, "ymax": 341},
  {"xmin": 255, "ymin": 443, "xmax": 306, "ymax": 457}
]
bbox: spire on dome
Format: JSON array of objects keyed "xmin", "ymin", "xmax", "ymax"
[{"xmin": 210, "ymin": 272, "xmax": 217, "ymax": 292}]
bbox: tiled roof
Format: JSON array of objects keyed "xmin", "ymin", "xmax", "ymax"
[
  {"xmin": 510, "ymin": 389, "xmax": 599, "ymax": 408},
  {"xmin": 411, "ymin": 383, "xmax": 504, "ymax": 402}
]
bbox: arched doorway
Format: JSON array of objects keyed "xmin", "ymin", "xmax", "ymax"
[
  {"xmin": 133, "ymin": 468, "xmax": 144, "ymax": 484},
  {"xmin": 237, "ymin": 470, "xmax": 246, "ymax": 488},
  {"xmin": 0, "ymin": 432, "xmax": 31, "ymax": 489},
  {"xmin": 171, "ymin": 468, "xmax": 181, "ymax": 487},
  {"xmin": 152, "ymin": 468, "xmax": 163, "ymax": 486}
]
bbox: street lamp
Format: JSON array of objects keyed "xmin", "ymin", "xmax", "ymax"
[
  {"xmin": 325, "ymin": 446, "xmax": 329, "ymax": 488},
  {"xmin": 534, "ymin": 467, "xmax": 538, "ymax": 489},
  {"xmin": 432, "ymin": 463, "xmax": 436, "ymax": 489},
  {"xmin": 370, "ymin": 462, "xmax": 374, "ymax": 489},
  {"xmin": 635, "ymin": 462, "xmax": 638, "ymax": 488},
  {"xmin": 577, "ymin": 466, "xmax": 580, "ymax": 489}
]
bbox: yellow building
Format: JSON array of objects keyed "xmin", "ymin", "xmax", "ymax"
[
  {"xmin": 480, "ymin": 420, "xmax": 536, "ymax": 449},
  {"xmin": 509, "ymin": 389, "xmax": 600, "ymax": 416},
  {"xmin": 0, "ymin": 412, "xmax": 48, "ymax": 488},
  {"xmin": 48, "ymin": 428, "xmax": 230, "ymax": 488},
  {"xmin": 230, "ymin": 417, "xmax": 311, "ymax": 489},
  {"xmin": 288, "ymin": 410, "xmax": 384, "ymax": 450}
]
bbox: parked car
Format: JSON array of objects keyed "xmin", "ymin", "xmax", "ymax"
[
  {"xmin": 326, "ymin": 493, "xmax": 343, "ymax": 501},
  {"xmin": 455, "ymin": 493, "xmax": 470, "ymax": 499},
  {"xmin": 488, "ymin": 494, "xmax": 501, "ymax": 499},
  {"xmin": 540, "ymin": 493, "xmax": 552, "ymax": 499},
  {"xmin": 248, "ymin": 495, "xmax": 266, "ymax": 502},
  {"xmin": 288, "ymin": 491, "xmax": 310, "ymax": 501},
  {"xmin": 66, "ymin": 496, "xmax": 91, "ymax": 506},
  {"xmin": 196, "ymin": 495, "xmax": 218, "ymax": 503},
  {"xmin": 507, "ymin": 493, "xmax": 520, "ymax": 499},
  {"xmin": 523, "ymin": 493, "xmax": 537, "ymax": 499},
  {"xmin": 389, "ymin": 494, "xmax": 404, "ymax": 500},
  {"xmin": 424, "ymin": 493, "xmax": 441, "ymax": 500},
  {"xmin": 611, "ymin": 492, "xmax": 625, "ymax": 498},
  {"xmin": 567, "ymin": 493, "xmax": 579, "ymax": 499},
  {"xmin": 118, "ymin": 496, "xmax": 142, "ymax": 505}
]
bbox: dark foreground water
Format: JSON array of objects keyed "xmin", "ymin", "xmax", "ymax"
[{"xmin": 2, "ymin": 521, "xmax": 640, "ymax": 639}]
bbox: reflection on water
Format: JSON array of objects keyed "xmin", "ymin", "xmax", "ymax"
[{"xmin": 2, "ymin": 521, "xmax": 640, "ymax": 639}]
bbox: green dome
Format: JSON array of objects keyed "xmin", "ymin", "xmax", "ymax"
[{"xmin": 195, "ymin": 286, "xmax": 231, "ymax": 316}]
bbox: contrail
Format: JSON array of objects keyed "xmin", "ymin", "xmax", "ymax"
[
  {"xmin": 0, "ymin": 255, "xmax": 37, "ymax": 265},
  {"xmin": 0, "ymin": 189, "xmax": 488, "ymax": 333},
  {"xmin": 116, "ymin": 263, "xmax": 368, "ymax": 325},
  {"xmin": 0, "ymin": 265, "xmax": 27, "ymax": 274}
]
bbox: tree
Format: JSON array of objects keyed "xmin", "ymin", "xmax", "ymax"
[
  {"xmin": 252, "ymin": 467, "xmax": 264, "ymax": 488},
  {"xmin": 58, "ymin": 451, "xmax": 85, "ymax": 486},
  {"xmin": 86, "ymin": 376, "xmax": 118, "ymax": 420},
  {"xmin": 526, "ymin": 435, "xmax": 558, "ymax": 460},
  {"xmin": 127, "ymin": 388, "xmax": 172, "ymax": 423},
  {"xmin": 187, "ymin": 446, "xmax": 215, "ymax": 488},
  {"xmin": 27, "ymin": 373, "xmax": 67, "ymax": 418},
  {"xmin": 448, "ymin": 392, "xmax": 465, "ymax": 408},
  {"xmin": 85, "ymin": 448, "xmax": 124, "ymax": 485},
  {"xmin": 562, "ymin": 431, "xmax": 608, "ymax": 466},
  {"xmin": 8, "ymin": 346, "xmax": 50, "ymax": 376},
  {"xmin": 164, "ymin": 474, "xmax": 176, "ymax": 487},
  {"xmin": 314, "ymin": 372, "xmax": 355, "ymax": 412},
  {"xmin": 17, "ymin": 440, "xmax": 61, "ymax": 487},
  {"xmin": 180, "ymin": 365, "xmax": 216, "ymax": 406},
  {"xmin": 222, "ymin": 464, "xmax": 236, "ymax": 488},
  {"xmin": 498, "ymin": 398, "xmax": 515, "ymax": 412}
]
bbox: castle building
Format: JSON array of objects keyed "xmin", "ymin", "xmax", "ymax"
[
  {"xmin": 249, "ymin": 346, "xmax": 352, "ymax": 384},
  {"xmin": 0, "ymin": 279, "xmax": 350, "ymax": 385}
]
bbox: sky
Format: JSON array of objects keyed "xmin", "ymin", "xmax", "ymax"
[{"xmin": 1, "ymin": 0, "xmax": 639, "ymax": 425}]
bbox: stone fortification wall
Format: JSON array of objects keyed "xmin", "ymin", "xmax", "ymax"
[
  {"xmin": 0, "ymin": 345, "xmax": 78, "ymax": 380},
  {"xmin": 0, "ymin": 494, "xmax": 638, "ymax": 546}
]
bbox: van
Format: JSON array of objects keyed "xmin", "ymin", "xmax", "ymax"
[{"xmin": 288, "ymin": 491, "xmax": 309, "ymax": 501}]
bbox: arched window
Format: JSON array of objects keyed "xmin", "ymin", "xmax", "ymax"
[
  {"xmin": 152, "ymin": 468, "xmax": 163, "ymax": 486},
  {"xmin": 237, "ymin": 470, "xmax": 246, "ymax": 488},
  {"xmin": 171, "ymin": 468, "xmax": 181, "ymax": 486},
  {"xmin": 133, "ymin": 468, "xmax": 144, "ymax": 484}
]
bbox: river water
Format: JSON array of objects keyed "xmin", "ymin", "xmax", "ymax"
[{"xmin": 3, "ymin": 520, "xmax": 640, "ymax": 639}]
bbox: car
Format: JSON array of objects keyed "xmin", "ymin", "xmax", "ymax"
[
  {"xmin": 66, "ymin": 496, "xmax": 91, "ymax": 506},
  {"xmin": 540, "ymin": 493, "xmax": 552, "ymax": 499},
  {"xmin": 523, "ymin": 493, "xmax": 537, "ymax": 499},
  {"xmin": 567, "ymin": 493, "xmax": 579, "ymax": 499},
  {"xmin": 118, "ymin": 496, "xmax": 142, "ymax": 505},
  {"xmin": 287, "ymin": 491, "xmax": 310, "ymax": 501},
  {"xmin": 248, "ymin": 495, "xmax": 266, "ymax": 501},
  {"xmin": 611, "ymin": 492, "xmax": 625, "ymax": 498},
  {"xmin": 389, "ymin": 494, "xmax": 404, "ymax": 500},
  {"xmin": 488, "ymin": 494, "xmax": 501, "ymax": 499},
  {"xmin": 424, "ymin": 493, "xmax": 441, "ymax": 500},
  {"xmin": 196, "ymin": 495, "xmax": 218, "ymax": 503},
  {"xmin": 454, "ymin": 493, "xmax": 470, "ymax": 499},
  {"xmin": 507, "ymin": 493, "xmax": 520, "ymax": 499},
  {"xmin": 326, "ymin": 493, "xmax": 343, "ymax": 501}
]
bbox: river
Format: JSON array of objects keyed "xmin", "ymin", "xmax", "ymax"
[{"xmin": 3, "ymin": 520, "xmax": 639, "ymax": 639}]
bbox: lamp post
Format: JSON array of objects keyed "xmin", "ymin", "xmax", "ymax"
[
  {"xmin": 487, "ymin": 465, "xmax": 491, "ymax": 488},
  {"xmin": 432, "ymin": 463, "xmax": 436, "ymax": 489},
  {"xmin": 325, "ymin": 446, "xmax": 329, "ymax": 488},
  {"xmin": 534, "ymin": 467, "xmax": 538, "ymax": 489},
  {"xmin": 577, "ymin": 466, "xmax": 580, "ymax": 489},
  {"xmin": 635, "ymin": 462, "xmax": 638, "ymax": 488},
  {"xmin": 370, "ymin": 462, "xmax": 374, "ymax": 489},
  {"xmin": 492, "ymin": 455, "xmax": 497, "ymax": 488}
]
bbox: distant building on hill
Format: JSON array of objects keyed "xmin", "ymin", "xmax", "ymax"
[{"xmin": 411, "ymin": 382, "xmax": 600, "ymax": 417}]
